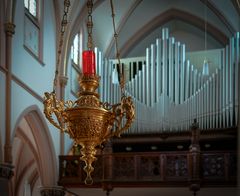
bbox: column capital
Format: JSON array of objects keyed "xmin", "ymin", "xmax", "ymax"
[
  {"xmin": 59, "ymin": 76, "xmax": 68, "ymax": 87},
  {"xmin": 39, "ymin": 186, "xmax": 66, "ymax": 196},
  {"xmin": 0, "ymin": 163, "xmax": 14, "ymax": 179},
  {"xmin": 4, "ymin": 23, "xmax": 15, "ymax": 36}
]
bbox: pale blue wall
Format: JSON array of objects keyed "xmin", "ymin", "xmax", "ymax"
[
  {"xmin": 12, "ymin": 0, "xmax": 56, "ymax": 96},
  {"xmin": 11, "ymin": 81, "xmax": 60, "ymax": 157},
  {"xmin": 10, "ymin": 0, "xmax": 61, "ymax": 158}
]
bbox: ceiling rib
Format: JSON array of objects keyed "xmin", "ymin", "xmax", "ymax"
[{"xmin": 104, "ymin": 0, "xmax": 143, "ymax": 58}]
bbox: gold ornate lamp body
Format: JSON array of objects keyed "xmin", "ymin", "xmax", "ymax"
[{"xmin": 43, "ymin": 74, "xmax": 134, "ymax": 184}]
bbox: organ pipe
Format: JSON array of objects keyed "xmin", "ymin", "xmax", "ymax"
[{"xmin": 95, "ymin": 28, "xmax": 240, "ymax": 133}]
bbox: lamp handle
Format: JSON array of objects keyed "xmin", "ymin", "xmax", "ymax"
[
  {"xmin": 43, "ymin": 92, "xmax": 66, "ymax": 132},
  {"xmin": 112, "ymin": 96, "xmax": 135, "ymax": 137}
]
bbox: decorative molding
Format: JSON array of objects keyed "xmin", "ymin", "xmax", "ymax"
[
  {"xmin": 0, "ymin": 67, "xmax": 44, "ymax": 102},
  {"xmin": 23, "ymin": 45, "xmax": 45, "ymax": 66},
  {"xmin": 12, "ymin": 74, "xmax": 44, "ymax": 102},
  {"xmin": 4, "ymin": 22, "xmax": 15, "ymax": 36},
  {"xmin": 39, "ymin": 186, "xmax": 65, "ymax": 196},
  {"xmin": 0, "ymin": 163, "xmax": 14, "ymax": 179},
  {"xmin": 59, "ymin": 75, "xmax": 68, "ymax": 87}
]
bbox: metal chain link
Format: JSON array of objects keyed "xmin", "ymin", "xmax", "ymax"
[
  {"xmin": 110, "ymin": 0, "xmax": 125, "ymax": 95},
  {"xmin": 87, "ymin": 0, "xmax": 93, "ymax": 50},
  {"xmin": 53, "ymin": 0, "xmax": 71, "ymax": 92}
]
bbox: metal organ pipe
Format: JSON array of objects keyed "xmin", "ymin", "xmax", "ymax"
[{"xmin": 96, "ymin": 29, "xmax": 240, "ymax": 134}]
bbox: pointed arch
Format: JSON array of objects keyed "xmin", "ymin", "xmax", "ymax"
[
  {"xmin": 119, "ymin": 8, "xmax": 228, "ymax": 57},
  {"xmin": 12, "ymin": 105, "xmax": 57, "ymax": 186}
]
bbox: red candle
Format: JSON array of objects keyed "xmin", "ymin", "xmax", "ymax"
[{"xmin": 82, "ymin": 50, "xmax": 96, "ymax": 75}]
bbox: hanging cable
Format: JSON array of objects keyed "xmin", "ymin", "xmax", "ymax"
[
  {"xmin": 110, "ymin": 0, "xmax": 125, "ymax": 96},
  {"xmin": 204, "ymin": 0, "xmax": 207, "ymax": 56}
]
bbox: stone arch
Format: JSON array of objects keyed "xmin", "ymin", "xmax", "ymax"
[
  {"xmin": 120, "ymin": 8, "xmax": 228, "ymax": 57},
  {"xmin": 12, "ymin": 105, "xmax": 57, "ymax": 187}
]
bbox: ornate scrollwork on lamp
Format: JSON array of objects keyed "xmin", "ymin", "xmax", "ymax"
[{"xmin": 43, "ymin": 0, "xmax": 134, "ymax": 184}]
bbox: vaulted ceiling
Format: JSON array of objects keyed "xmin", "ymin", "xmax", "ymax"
[{"xmin": 54, "ymin": 0, "xmax": 240, "ymax": 60}]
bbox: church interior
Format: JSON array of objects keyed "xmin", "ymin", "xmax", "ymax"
[{"xmin": 0, "ymin": 0, "xmax": 240, "ymax": 196}]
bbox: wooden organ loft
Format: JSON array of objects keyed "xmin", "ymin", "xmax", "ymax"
[{"xmin": 59, "ymin": 29, "xmax": 239, "ymax": 193}]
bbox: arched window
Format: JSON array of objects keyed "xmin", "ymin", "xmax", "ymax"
[
  {"xmin": 70, "ymin": 30, "xmax": 83, "ymax": 96},
  {"xmin": 71, "ymin": 34, "xmax": 79, "ymax": 65},
  {"xmin": 71, "ymin": 30, "xmax": 83, "ymax": 66},
  {"xmin": 24, "ymin": 0, "xmax": 38, "ymax": 18},
  {"xmin": 24, "ymin": 0, "xmax": 43, "ymax": 63}
]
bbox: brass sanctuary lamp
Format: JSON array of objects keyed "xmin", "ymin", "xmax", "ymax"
[{"xmin": 43, "ymin": 0, "xmax": 134, "ymax": 184}]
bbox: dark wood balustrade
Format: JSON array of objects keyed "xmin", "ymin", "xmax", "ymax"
[{"xmin": 58, "ymin": 151, "xmax": 236, "ymax": 188}]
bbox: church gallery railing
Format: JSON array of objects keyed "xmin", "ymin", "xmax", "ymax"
[{"xmin": 58, "ymin": 151, "xmax": 236, "ymax": 187}]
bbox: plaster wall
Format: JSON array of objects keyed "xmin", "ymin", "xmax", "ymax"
[
  {"xmin": 11, "ymin": 81, "xmax": 60, "ymax": 158},
  {"xmin": 8, "ymin": 0, "xmax": 61, "ymax": 160},
  {"xmin": 12, "ymin": 0, "xmax": 56, "ymax": 96}
]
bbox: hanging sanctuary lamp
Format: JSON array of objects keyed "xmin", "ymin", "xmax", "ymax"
[{"xmin": 43, "ymin": 0, "xmax": 135, "ymax": 184}]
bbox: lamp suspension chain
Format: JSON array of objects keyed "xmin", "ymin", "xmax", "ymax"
[
  {"xmin": 87, "ymin": 0, "xmax": 94, "ymax": 50},
  {"xmin": 53, "ymin": 0, "xmax": 70, "ymax": 92},
  {"xmin": 110, "ymin": 0, "xmax": 125, "ymax": 95}
]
